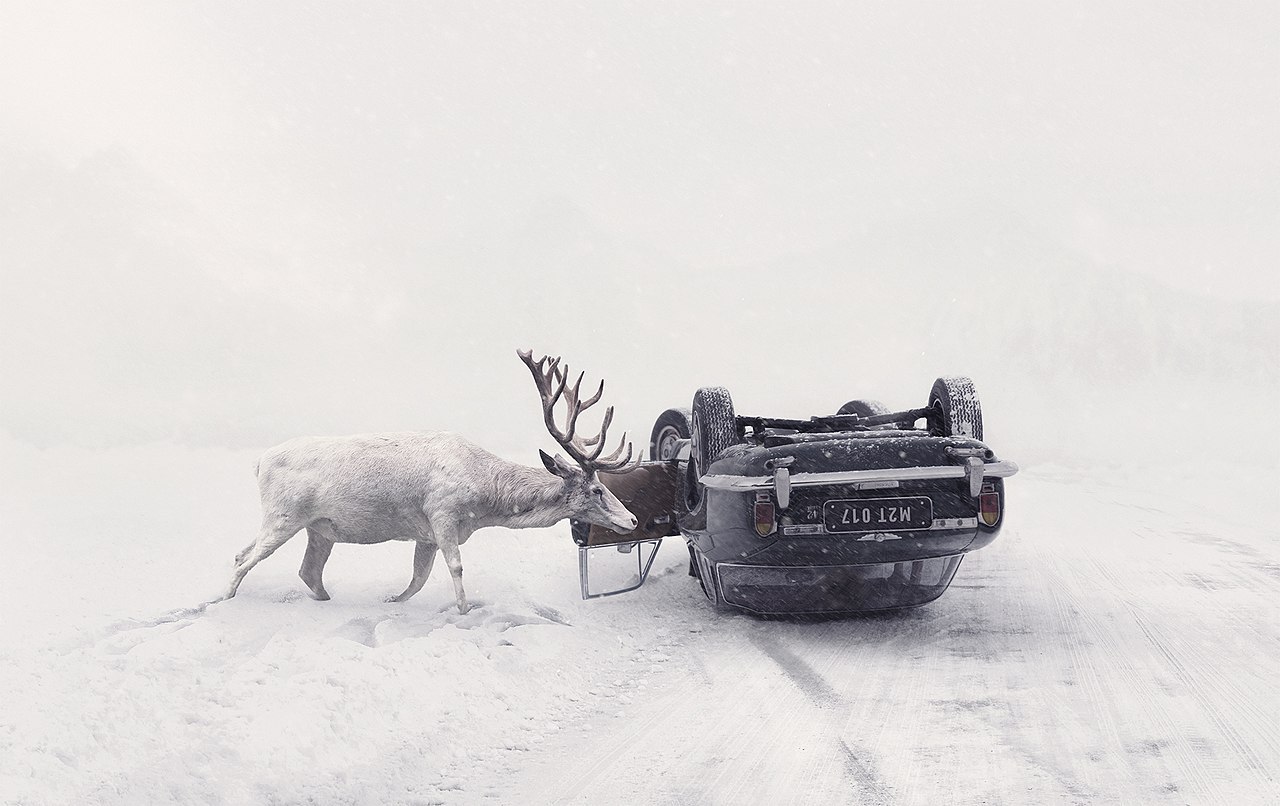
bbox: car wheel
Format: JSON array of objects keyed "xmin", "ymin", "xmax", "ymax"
[
  {"xmin": 928, "ymin": 376, "xmax": 983, "ymax": 440},
  {"xmin": 649, "ymin": 407, "xmax": 692, "ymax": 461},
  {"xmin": 836, "ymin": 399, "xmax": 890, "ymax": 417},
  {"xmin": 690, "ymin": 387, "xmax": 737, "ymax": 482},
  {"xmin": 687, "ymin": 387, "xmax": 737, "ymax": 512}
]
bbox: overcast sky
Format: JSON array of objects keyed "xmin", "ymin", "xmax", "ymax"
[{"xmin": 2, "ymin": 2, "xmax": 1276, "ymax": 456}]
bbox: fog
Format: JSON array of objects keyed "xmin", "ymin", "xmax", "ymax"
[
  {"xmin": 2, "ymin": 2, "xmax": 1276, "ymax": 466},
  {"xmin": 3, "ymin": 8, "xmax": 1280, "ymax": 802}
]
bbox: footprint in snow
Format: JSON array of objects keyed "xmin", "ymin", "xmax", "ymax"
[{"xmin": 331, "ymin": 616, "xmax": 382, "ymax": 647}]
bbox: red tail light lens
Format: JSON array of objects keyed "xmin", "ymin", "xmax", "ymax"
[
  {"xmin": 754, "ymin": 495, "xmax": 777, "ymax": 537},
  {"xmin": 979, "ymin": 492, "xmax": 1000, "ymax": 527}
]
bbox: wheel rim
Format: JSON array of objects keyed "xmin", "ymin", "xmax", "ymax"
[{"xmin": 656, "ymin": 426, "xmax": 681, "ymax": 460}]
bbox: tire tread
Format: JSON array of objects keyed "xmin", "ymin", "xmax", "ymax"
[{"xmin": 930, "ymin": 376, "xmax": 983, "ymax": 441}]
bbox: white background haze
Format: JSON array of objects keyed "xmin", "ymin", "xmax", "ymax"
[
  {"xmin": 1, "ymin": 4, "xmax": 1278, "ymax": 805},
  {"xmin": 1, "ymin": 1, "xmax": 1276, "ymax": 459}
]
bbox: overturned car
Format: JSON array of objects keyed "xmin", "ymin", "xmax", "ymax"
[{"xmin": 572, "ymin": 378, "xmax": 1018, "ymax": 615}]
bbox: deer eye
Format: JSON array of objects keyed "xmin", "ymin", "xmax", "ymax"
[{"xmin": 591, "ymin": 487, "xmax": 604, "ymax": 498}]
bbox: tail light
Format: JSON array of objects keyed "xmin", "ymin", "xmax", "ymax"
[
  {"xmin": 979, "ymin": 490, "xmax": 1001, "ymax": 527},
  {"xmin": 754, "ymin": 493, "xmax": 777, "ymax": 537}
]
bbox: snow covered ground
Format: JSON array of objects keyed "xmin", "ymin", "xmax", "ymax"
[
  {"xmin": 4, "ymin": 3, "xmax": 1279, "ymax": 804},
  {"xmin": 2, "ymin": 441, "xmax": 1277, "ymax": 805}
]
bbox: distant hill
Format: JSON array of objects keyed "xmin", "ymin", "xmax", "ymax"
[
  {"xmin": 2, "ymin": 154, "xmax": 1273, "ymax": 455},
  {"xmin": 729, "ymin": 214, "xmax": 1279, "ymax": 388}
]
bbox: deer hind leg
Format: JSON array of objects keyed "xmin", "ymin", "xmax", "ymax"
[
  {"xmin": 438, "ymin": 534, "xmax": 470, "ymax": 614},
  {"xmin": 389, "ymin": 541, "xmax": 437, "ymax": 603},
  {"xmin": 299, "ymin": 528, "xmax": 335, "ymax": 601},
  {"xmin": 224, "ymin": 518, "xmax": 301, "ymax": 600},
  {"xmin": 232, "ymin": 542, "xmax": 254, "ymax": 568}
]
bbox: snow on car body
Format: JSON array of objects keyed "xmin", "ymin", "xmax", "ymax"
[{"xmin": 572, "ymin": 377, "xmax": 1019, "ymax": 615}]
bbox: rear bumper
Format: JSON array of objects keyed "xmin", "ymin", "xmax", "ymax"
[{"xmin": 710, "ymin": 555, "xmax": 964, "ymax": 614}]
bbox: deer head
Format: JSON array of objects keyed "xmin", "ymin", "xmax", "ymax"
[{"xmin": 518, "ymin": 349, "xmax": 639, "ymax": 534}]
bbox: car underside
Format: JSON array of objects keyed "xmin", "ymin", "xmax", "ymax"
[{"xmin": 571, "ymin": 377, "xmax": 1018, "ymax": 615}]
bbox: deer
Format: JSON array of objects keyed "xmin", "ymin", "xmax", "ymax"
[{"xmin": 223, "ymin": 349, "xmax": 640, "ymax": 613}]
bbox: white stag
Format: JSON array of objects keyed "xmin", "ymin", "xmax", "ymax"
[{"xmin": 224, "ymin": 350, "xmax": 639, "ymax": 613}]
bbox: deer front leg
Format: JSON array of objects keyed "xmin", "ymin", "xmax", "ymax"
[
  {"xmin": 388, "ymin": 541, "xmax": 437, "ymax": 603},
  {"xmin": 437, "ymin": 532, "xmax": 470, "ymax": 614},
  {"xmin": 299, "ymin": 528, "xmax": 334, "ymax": 601}
]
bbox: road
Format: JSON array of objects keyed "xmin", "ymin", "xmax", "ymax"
[
  {"xmin": 3, "ymin": 455, "xmax": 1277, "ymax": 805},
  {"xmin": 492, "ymin": 467, "xmax": 1280, "ymax": 805}
]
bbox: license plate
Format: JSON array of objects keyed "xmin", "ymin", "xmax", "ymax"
[{"xmin": 822, "ymin": 496, "xmax": 933, "ymax": 533}]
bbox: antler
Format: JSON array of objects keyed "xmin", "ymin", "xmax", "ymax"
[{"xmin": 517, "ymin": 349, "xmax": 638, "ymax": 473}]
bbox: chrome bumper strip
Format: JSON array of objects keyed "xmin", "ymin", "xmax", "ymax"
[
  {"xmin": 701, "ymin": 460, "xmax": 1020, "ymax": 491},
  {"xmin": 780, "ymin": 517, "xmax": 978, "ymax": 536}
]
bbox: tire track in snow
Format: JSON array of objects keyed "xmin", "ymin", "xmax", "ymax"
[
  {"xmin": 787, "ymin": 623, "xmax": 890, "ymax": 804},
  {"xmin": 989, "ymin": 525, "xmax": 1130, "ymax": 803},
  {"xmin": 1082, "ymin": 557, "xmax": 1228, "ymax": 803},
  {"xmin": 676, "ymin": 622, "xmax": 858, "ymax": 805},
  {"xmin": 546, "ymin": 681, "xmax": 698, "ymax": 802},
  {"xmin": 1066, "ymin": 550, "xmax": 1230, "ymax": 803},
  {"xmin": 511, "ymin": 597, "xmax": 786, "ymax": 804},
  {"xmin": 1036, "ymin": 557, "xmax": 1116, "ymax": 795},
  {"xmin": 1085, "ymin": 527, "xmax": 1280, "ymax": 787},
  {"xmin": 883, "ymin": 626, "xmax": 933, "ymax": 804},
  {"xmin": 1126, "ymin": 599, "xmax": 1276, "ymax": 781},
  {"xmin": 513, "ymin": 611, "xmax": 862, "ymax": 805},
  {"xmin": 746, "ymin": 629, "xmax": 892, "ymax": 805},
  {"xmin": 971, "ymin": 540, "xmax": 1076, "ymax": 804},
  {"xmin": 1018, "ymin": 478, "xmax": 1280, "ymax": 804}
]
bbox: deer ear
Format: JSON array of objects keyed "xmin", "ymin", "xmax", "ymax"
[{"xmin": 540, "ymin": 449, "xmax": 570, "ymax": 477}]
